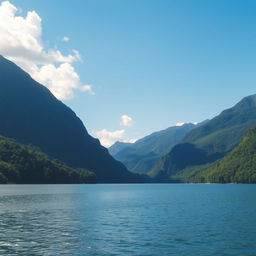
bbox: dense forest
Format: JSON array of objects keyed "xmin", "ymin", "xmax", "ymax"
[
  {"xmin": 0, "ymin": 136, "xmax": 96, "ymax": 184},
  {"xmin": 150, "ymin": 94, "xmax": 256, "ymax": 182},
  {"xmin": 172, "ymin": 127, "xmax": 256, "ymax": 183}
]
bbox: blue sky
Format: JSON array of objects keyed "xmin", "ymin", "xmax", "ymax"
[{"xmin": 1, "ymin": 0, "xmax": 256, "ymax": 146}]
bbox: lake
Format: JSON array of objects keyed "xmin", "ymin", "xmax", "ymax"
[{"xmin": 0, "ymin": 184, "xmax": 255, "ymax": 255}]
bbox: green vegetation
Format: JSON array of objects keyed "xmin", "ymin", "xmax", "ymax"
[
  {"xmin": 172, "ymin": 127, "xmax": 256, "ymax": 183},
  {"xmin": 2, "ymin": 55, "xmax": 256, "ymax": 184},
  {"xmin": 0, "ymin": 136, "xmax": 96, "ymax": 184},
  {"xmin": 149, "ymin": 143, "xmax": 208, "ymax": 178},
  {"xmin": 151, "ymin": 94, "xmax": 256, "ymax": 181},
  {"xmin": 0, "ymin": 55, "xmax": 139, "ymax": 183},
  {"xmin": 170, "ymin": 163, "xmax": 214, "ymax": 183},
  {"xmin": 109, "ymin": 123, "xmax": 199, "ymax": 174}
]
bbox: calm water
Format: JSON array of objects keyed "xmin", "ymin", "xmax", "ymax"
[{"xmin": 0, "ymin": 184, "xmax": 256, "ymax": 256}]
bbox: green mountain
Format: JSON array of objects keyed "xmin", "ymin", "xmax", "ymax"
[
  {"xmin": 173, "ymin": 127, "xmax": 256, "ymax": 183},
  {"xmin": 0, "ymin": 55, "xmax": 140, "ymax": 183},
  {"xmin": 0, "ymin": 136, "xmax": 95, "ymax": 184},
  {"xmin": 109, "ymin": 123, "xmax": 200, "ymax": 174},
  {"xmin": 151, "ymin": 94, "xmax": 256, "ymax": 180}
]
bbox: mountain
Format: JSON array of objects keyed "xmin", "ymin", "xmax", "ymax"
[
  {"xmin": 173, "ymin": 127, "xmax": 256, "ymax": 183},
  {"xmin": 109, "ymin": 123, "xmax": 201, "ymax": 174},
  {"xmin": 0, "ymin": 55, "xmax": 140, "ymax": 183},
  {"xmin": 151, "ymin": 94, "xmax": 256, "ymax": 180},
  {"xmin": 0, "ymin": 136, "xmax": 95, "ymax": 184},
  {"xmin": 108, "ymin": 141, "xmax": 132, "ymax": 156}
]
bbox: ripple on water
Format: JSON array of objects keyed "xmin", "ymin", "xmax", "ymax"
[{"xmin": 0, "ymin": 184, "xmax": 256, "ymax": 256}]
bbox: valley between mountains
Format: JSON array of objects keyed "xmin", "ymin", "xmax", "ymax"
[{"xmin": 1, "ymin": 55, "xmax": 256, "ymax": 184}]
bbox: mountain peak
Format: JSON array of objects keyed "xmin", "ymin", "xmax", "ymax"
[
  {"xmin": 234, "ymin": 94, "xmax": 256, "ymax": 110},
  {"xmin": 0, "ymin": 55, "xmax": 139, "ymax": 183},
  {"xmin": 151, "ymin": 94, "xmax": 256, "ymax": 181}
]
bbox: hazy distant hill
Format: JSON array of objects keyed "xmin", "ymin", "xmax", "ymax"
[
  {"xmin": 0, "ymin": 55, "xmax": 140, "ymax": 183},
  {"xmin": 0, "ymin": 136, "xmax": 95, "ymax": 184},
  {"xmin": 108, "ymin": 141, "xmax": 132, "ymax": 156},
  {"xmin": 151, "ymin": 94, "xmax": 256, "ymax": 180},
  {"xmin": 109, "ymin": 123, "xmax": 201, "ymax": 174}
]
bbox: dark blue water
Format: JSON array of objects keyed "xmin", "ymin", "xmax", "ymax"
[{"xmin": 0, "ymin": 184, "xmax": 256, "ymax": 256}]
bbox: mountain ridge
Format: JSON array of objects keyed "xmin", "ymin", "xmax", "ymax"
[
  {"xmin": 109, "ymin": 122, "xmax": 203, "ymax": 174},
  {"xmin": 173, "ymin": 126, "xmax": 256, "ymax": 183},
  {"xmin": 0, "ymin": 55, "xmax": 140, "ymax": 183},
  {"xmin": 151, "ymin": 94, "xmax": 256, "ymax": 180}
]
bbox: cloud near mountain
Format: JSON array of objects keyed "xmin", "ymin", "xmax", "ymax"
[
  {"xmin": 92, "ymin": 114, "xmax": 136, "ymax": 147},
  {"xmin": 0, "ymin": 1, "xmax": 92, "ymax": 100},
  {"xmin": 92, "ymin": 129, "xmax": 136, "ymax": 147}
]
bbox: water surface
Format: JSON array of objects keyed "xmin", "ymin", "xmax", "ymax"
[{"xmin": 0, "ymin": 184, "xmax": 256, "ymax": 255}]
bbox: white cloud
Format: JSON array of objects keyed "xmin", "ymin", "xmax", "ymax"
[
  {"xmin": 62, "ymin": 36, "xmax": 69, "ymax": 42},
  {"xmin": 0, "ymin": 1, "xmax": 92, "ymax": 100},
  {"xmin": 120, "ymin": 115, "xmax": 134, "ymax": 127},
  {"xmin": 92, "ymin": 129, "xmax": 137, "ymax": 148},
  {"xmin": 32, "ymin": 63, "xmax": 93, "ymax": 99}
]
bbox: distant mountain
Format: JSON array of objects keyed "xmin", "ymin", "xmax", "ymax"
[
  {"xmin": 173, "ymin": 127, "xmax": 256, "ymax": 183},
  {"xmin": 108, "ymin": 141, "xmax": 132, "ymax": 156},
  {"xmin": 0, "ymin": 136, "xmax": 95, "ymax": 184},
  {"xmin": 0, "ymin": 55, "xmax": 140, "ymax": 183},
  {"xmin": 151, "ymin": 94, "xmax": 256, "ymax": 181},
  {"xmin": 109, "ymin": 123, "xmax": 202, "ymax": 174}
]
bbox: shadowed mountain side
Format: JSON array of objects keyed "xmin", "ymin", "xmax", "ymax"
[
  {"xmin": 151, "ymin": 94, "xmax": 256, "ymax": 181},
  {"xmin": 183, "ymin": 95, "xmax": 256, "ymax": 153},
  {"xmin": 149, "ymin": 143, "xmax": 210, "ymax": 179},
  {"xmin": 108, "ymin": 141, "xmax": 132, "ymax": 156},
  {"xmin": 0, "ymin": 136, "xmax": 96, "ymax": 184},
  {"xmin": 109, "ymin": 123, "xmax": 201, "ymax": 174},
  {"xmin": 0, "ymin": 55, "xmax": 140, "ymax": 183},
  {"xmin": 173, "ymin": 127, "xmax": 256, "ymax": 183}
]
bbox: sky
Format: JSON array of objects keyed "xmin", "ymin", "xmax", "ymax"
[{"xmin": 1, "ymin": 0, "xmax": 256, "ymax": 147}]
